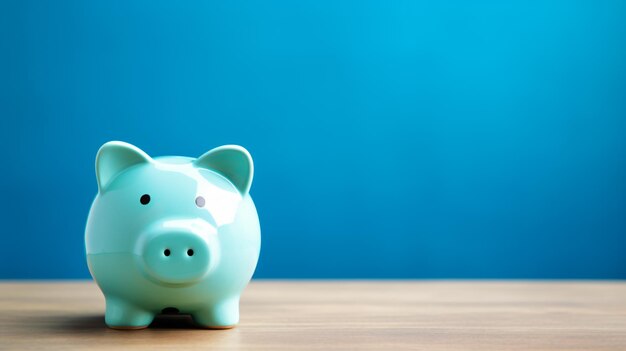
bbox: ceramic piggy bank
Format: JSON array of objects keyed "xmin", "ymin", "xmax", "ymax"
[{"xmin": 85, "ymin": 141, "xmax": 260, "ymax": 329}]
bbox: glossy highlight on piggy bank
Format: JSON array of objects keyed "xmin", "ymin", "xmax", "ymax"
[{"xmin": 85, "ymin": 141, "xmax": 261, "ymax": 329}]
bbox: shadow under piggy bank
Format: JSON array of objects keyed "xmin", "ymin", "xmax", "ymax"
[
  {"xmin": 34, "ymin": 312, "xmax": 223, "ymax": 333},
  {"xmin": 12, "ymin": 310, "xmax": 243, "ymax": 349},
  {"xmin": 65, "ymin": 313, "xmax": 210, "ymax": 331}
]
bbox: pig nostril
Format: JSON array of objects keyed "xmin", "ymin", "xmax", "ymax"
[
  {"xmin": 187, "ymin": 249, "xmax": 194, "ymax": 256},
  {"xmin": 164, "ymin": 249, "xmax": 171, "ymax": 257}
]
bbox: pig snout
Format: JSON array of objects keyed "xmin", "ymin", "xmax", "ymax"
[{"xmin": 137, "ymin": 219, "xmax": 217, "ymax": 285}]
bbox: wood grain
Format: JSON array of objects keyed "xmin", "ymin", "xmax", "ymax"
[{"xmin": 1, "ymin": 281, "xmax": 625, "ymax": 350}]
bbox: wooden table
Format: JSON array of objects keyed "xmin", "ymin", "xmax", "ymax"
[{"xmin": 1, "ymin": 281, "xmax": 625, "ymax": 350}]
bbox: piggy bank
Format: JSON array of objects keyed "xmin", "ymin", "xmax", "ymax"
[{"xmin": 85, "ymin": 141, "xmax": 260, "ymax": 329}]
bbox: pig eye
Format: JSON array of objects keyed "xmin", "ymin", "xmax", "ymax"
[
  {"xmin": 140, "ymin": 194, "xmax": 151, "ymax": 205},
  {"xmin": 195, "ymin": 196, "xmax": 205, "ymax": 208}
]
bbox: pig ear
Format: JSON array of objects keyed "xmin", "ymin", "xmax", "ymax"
[
  {"xmin": 95, "ymin": 141, "xmax": 152, "ymax": 192},
  {"xmin": 194, "ymin": 145, "xmax": 254, "ymax": 195}
]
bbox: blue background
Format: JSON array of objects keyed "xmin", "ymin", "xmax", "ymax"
[{"xmin": 1, "ymin": 1, "xmax": 625, "ymax": 279}]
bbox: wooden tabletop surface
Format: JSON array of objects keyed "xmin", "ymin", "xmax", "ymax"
[{"xmin": 1, "ymin": 281, "xmax": 625, "ymax": 350}]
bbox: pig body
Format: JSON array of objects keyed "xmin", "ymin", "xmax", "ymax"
[{"xmin": 85, "ymin": 141, "xmax": 260, "ymax": 329}]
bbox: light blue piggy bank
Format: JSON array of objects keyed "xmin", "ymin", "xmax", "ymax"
[{"xmin": 85, "ymin": 141, "xmax": 260, "ymax": 329}]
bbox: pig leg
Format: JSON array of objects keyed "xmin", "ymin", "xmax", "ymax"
[
  {"xmin": 104, "ymin": 297, "xmax": 155, "ymax": 329},
  {"xmin": 193, "ymin": 297, "xmax": 240, "ymax": 329}
]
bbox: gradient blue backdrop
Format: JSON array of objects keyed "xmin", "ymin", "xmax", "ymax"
[{"xmin": 1, "ymin": 1, "xmax": 625, "ymax": 279}]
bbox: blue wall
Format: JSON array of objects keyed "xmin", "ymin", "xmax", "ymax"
[{"xmin": 1, "ymin": 1, "xmax": 625, "ymax": 279}]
